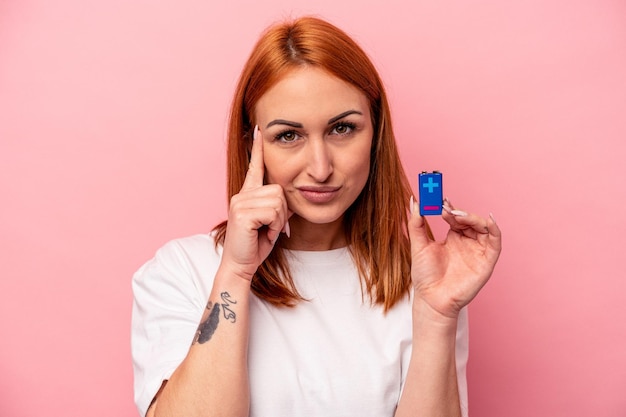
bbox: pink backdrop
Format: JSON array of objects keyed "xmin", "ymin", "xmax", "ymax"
[{"xmin": 1, "ymin": 1, "xmax": 625, "ymax": 416}]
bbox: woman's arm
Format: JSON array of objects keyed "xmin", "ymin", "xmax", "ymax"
[
  {"xmin": 396, "ymin": 198, "xmax": 501, "ymax": 416},
  {"xmin": 146, "ymin": 127, "xmax": 289, "ymax": 417},
  {"xmin": 147, "ymin": 267, "xmax": 252, "ymax": 417},
  {"xmin": 395, "ymin": 300, "xmax": 462, "ymax": 417}
]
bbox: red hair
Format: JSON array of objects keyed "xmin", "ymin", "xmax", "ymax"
[{"xmin": 214, "ymin": 16, "xmax": 417, "ymax": 311}]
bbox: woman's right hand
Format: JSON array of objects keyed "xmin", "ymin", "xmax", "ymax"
[{"xmin": 220, "ymin": 126, "xmax": 290, "ymax": 281}]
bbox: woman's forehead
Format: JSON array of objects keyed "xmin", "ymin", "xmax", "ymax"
[{"xmin": 254, "ymin": 67, "xmax": 370, "ymax": 123}]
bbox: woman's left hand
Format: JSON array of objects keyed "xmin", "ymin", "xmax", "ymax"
[{"xmin": 408, "ymin": 198, "xmax": 502, "ymax": 320}]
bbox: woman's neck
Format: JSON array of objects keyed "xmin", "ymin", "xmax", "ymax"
[{"xmin": 282, "ymin": 215, "xmax": 347, "ymax": 251}]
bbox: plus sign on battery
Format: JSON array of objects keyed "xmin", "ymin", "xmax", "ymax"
[{"xmin": 422, "ymin": 177, "xmax": 440, "ymax": 193}]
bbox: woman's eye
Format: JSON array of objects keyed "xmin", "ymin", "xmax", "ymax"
[
  {"xmin": 331, "ymin": 122, "xmax": 355, "ymax": 136},
  {"xmin": 275, "ymin": 130, "xmax": 299, "ymax": 143}
]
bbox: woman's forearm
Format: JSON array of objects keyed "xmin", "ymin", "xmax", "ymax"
[
  {"xmin": 395, "ymin": 298, "xmax": 462, "ymax": 417},
  {"xmin": 150, "ymin": 266, "xmax": 251, "ymax": 417}
]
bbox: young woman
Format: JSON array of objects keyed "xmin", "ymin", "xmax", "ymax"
[{"xmin": 132, "ymin": 16, "xmax": 501, "ymax": 417}]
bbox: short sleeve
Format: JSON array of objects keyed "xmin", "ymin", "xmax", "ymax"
[{"xmin": 131, "ymin": 236, "xmax": 217, "ymax": 416}]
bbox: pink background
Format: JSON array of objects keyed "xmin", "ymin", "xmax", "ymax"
[{"xmin": 1, "ymin": 0, "xmax": 625, "ymax": 416}]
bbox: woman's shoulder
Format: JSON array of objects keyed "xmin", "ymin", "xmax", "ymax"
[
  {"xmin": 134, "ymin": 232, "xmax": 223, "ymax": 283},
  {"xmin": 132, "ymin": 232, "xmax": 224, "ymax": 305},
  {"xmin": 155, "ymin": 232, "xmax": 222, "ymax": 262}
]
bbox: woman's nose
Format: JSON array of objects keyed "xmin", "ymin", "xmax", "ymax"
[{"xmin": 306, "ymin": 138, "xmax": 333, "ymax": 182}]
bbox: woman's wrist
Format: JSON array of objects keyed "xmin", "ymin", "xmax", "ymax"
[
  {"xmin": 216, "ymin": 259, "xmax": 258, "ymax": 284},
  {"xmin": 411, "ymin": 297, "xmax": 460, "ymax": 336}
]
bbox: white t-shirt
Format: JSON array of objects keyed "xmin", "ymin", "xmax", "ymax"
[{"xmin": 131, "ymin": 234, "xmax": 469, "ymax": 417}]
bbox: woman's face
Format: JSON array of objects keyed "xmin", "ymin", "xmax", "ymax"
[{"xmin": 254, "ymin": 66, "xmax": 373, "ymax": 229}]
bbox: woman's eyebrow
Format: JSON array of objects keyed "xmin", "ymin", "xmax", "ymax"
[
  {"xmin": 266, "ymin": 119, "xmax": 303, "ymax": 129},
  {"xmin": 328, "ymin": 110, "xmax": 363, "ymax": 124},
  {"xmin": 265, "ymin": 110, "xmax": 363, "ymax": 129}
]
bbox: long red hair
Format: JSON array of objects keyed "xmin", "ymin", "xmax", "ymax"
[{"xmin": 214, "ymin": 16, "xmax": 416, "ymax": 311}]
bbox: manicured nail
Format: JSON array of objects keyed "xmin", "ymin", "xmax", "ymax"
[
  {"xmin": 282, "ymin": 220, "xmax": 291, "ymax": 238},
  {"xmin": 253, "ymin": 125, "xmax": 259, "ymax": 141},
  {"xmin": 409, "ymin": 196, "xmax": 415, "ymax": 215},
  {"xmin": 451, "ymin": 209, "xmax": 468, "ymax": 217},
  {"xmin": 489, "ymin": 212, "xmax": 496, "ymax": 223}
]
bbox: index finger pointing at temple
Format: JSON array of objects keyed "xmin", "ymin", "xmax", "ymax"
[{"xmin": 242, "ymin": 125, "xmax": 264, "ymax": 190}]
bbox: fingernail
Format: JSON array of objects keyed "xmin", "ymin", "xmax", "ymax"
[
  {"xmin": 283, "ymin": 220, "xmax": 291, "ymax": 238},
  {"xmin": 409, "ymin": 196, "xmax": 415, "ymax": 215},
  {"xmin": 253, "ymin": 125, "xmax": 259, "ymax": 141},
  {"xmin": 451, "ymin": 209, "xmax": 468, "ymax": 217},
  {"xmin": 489, "ymin": 212, "xmax": 496, "ymax": 223}
]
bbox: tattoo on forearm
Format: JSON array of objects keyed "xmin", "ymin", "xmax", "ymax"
[
  {"xmin": 193, "ymin": 302, "xmax": 220, "ymax": 344},
  {"xmin": 220, "ymin": 291, "xmax": 237, "ymax": 323},
  {"xmin": 192, "ymin": 292, "xmax": 238, "ymax": 345}
]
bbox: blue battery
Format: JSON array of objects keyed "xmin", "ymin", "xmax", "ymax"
[{"xmin": 418, "ymin": 171, "xmax": 443, "ymax": 216}]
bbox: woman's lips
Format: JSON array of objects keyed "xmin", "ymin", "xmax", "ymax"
[{"xmin": 297, "ymin": 186, "xmax": 341, "ymax": 203}]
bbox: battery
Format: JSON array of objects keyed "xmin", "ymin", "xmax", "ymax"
[{"xmin": 418, "ymin": 171, "xmax": 443, "ymax": 216}]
